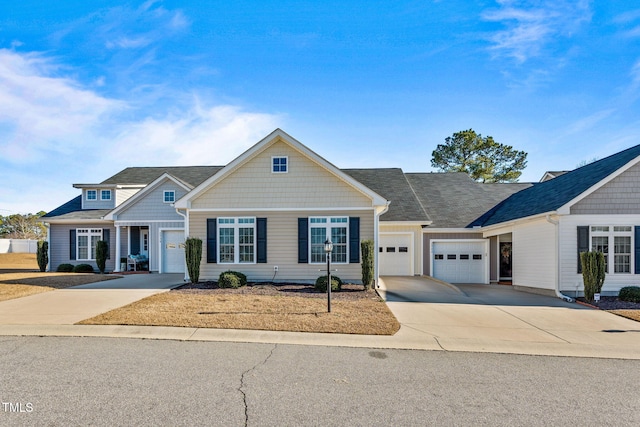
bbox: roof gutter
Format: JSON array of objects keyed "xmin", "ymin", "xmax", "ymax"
[{"xmin": 546, "ymin": 214, "xmax": 574, "ymax": 302}]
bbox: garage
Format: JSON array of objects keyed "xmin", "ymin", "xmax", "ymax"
[
  {"xmin": 161, "ymin": 230, "xmax": 185, "ymax": 273},
  {"xmin": 432, "ymin": 240, "xmax": 488, "ymax": 284},
  {"xmin": 379, "ymin": 233, "xmax": 413, "ymax": 276}
]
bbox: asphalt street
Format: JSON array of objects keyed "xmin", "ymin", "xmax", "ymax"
[{"xmin": 1, "ymin": 337, "xmax": 639, "ymax": 426}]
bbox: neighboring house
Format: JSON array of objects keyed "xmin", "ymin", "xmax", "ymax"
[{"xmin": 41, "ymin": 129, "xmax": 640, "ymax": 298}]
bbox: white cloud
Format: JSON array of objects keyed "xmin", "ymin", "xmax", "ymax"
[{"xmin": 482, "ymin": 0, "xmax": 591, "ymax": 63}]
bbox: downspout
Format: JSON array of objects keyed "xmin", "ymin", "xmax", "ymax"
[
  {"xmin": 546, "ymin": 215, "xmax": 574, "ymax": 302},
  {"xmin": 175, "ymin": 207, "xmax": 189, "ymax": 282}
]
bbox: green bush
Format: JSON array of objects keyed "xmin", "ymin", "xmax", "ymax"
[
  {"xmin": 56, "ymin": 263, "xmax": 74, "ymax": 272},
  {"xmin": 361, "ymin": 239, "xmax": 374, "ymax": 290},
  {"xmin": 185, "ymin": 237, "xmax": 203, "ymax": 283},
  {"xmin": 218, "ymin": 271, "xmax": 246, "ymax": 288},
  {"xmin": 73, "ymin": 264, "xmax": 95, "ymax": 273},
  {"xmin": 95, "ymin": 240, "xmax": 108, "ymax": 274},
  {"xmin": 315, "ymin": 275, "xmax": 342, "ymax": 292},
  {"xmin": 225, "ymin": 270, "xmax": 247, "ymax": 286},
  {"xmin": 37, "ymin": 240, "xmax": 48, "ymax": 272},
  {"xmin": 580, "ymin": 251, "xmax": 605, "ymax": 302},
  {"xmin": 619, "ymin": 286, "xmax": 640, "ymax": 303}
]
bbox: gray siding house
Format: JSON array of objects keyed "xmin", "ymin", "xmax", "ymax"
[{"xmin": 42, "ymin": 129, "xmax": 640, "ymax": 298}]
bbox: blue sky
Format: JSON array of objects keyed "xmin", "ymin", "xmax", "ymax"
[{"xmin": 2, "ymin": 0, "xmax": 640, "ymax": 214}]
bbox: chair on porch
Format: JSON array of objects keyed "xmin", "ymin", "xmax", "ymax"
[{"xmin": 127, "ymin": 254, "xmax": 149, "ymax": 271}]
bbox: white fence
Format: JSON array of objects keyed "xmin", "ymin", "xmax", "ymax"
[{"xmin": 0, "ymin": 239, "xmax": 38, "ymax": 254}]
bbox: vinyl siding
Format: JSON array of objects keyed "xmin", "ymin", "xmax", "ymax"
[
  {"xmin": 559, "ymin": 214, "xmax": 640, "ymax": 295},
  {"xmin": 49, "ymin": 223, "xmax": 116, "ymax": 272},
  {"xmin": 512, "ymin": 218, "xmax": 556, "ymax": 291},
  {"xmin": 570, "ymin": 162, "xmax": 640, "ymax": 214},
  {"xmin": 422, "ymin": 232, "xmax": 484, "ymax": 276},
  {"xmin": 189, "ymin": 209, "xmax": 374, "ymax": 282},
  {"xmin": 379, "ymin": 224, "xmax": 423, "ymax": 275},
  {"xmin": 191, "ymin": 139, "xmax": 372, "ymax": 209},
  {"xmin": 116, "ymin": 180, "xmax": 188, "ymax": 221},
  {"xmin": 116, "ymin": 221, "xmax": 184, "ymax": 272},
  {"xmin": 116, "ymin": 188, "xmax": 141, "ymax": 206},
  {"xmin": 82, "ymin": 189, "xmax": 115, "ymax": 210}
]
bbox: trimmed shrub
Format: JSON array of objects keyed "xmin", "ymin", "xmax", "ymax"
[
  {"xmin": 73, "ymin": 264, "xmax": 95, "ymax": 273},
  {"xmin": 224, "ymin": 270, "xmax": 247, "ymax": 287},
  {"xmin": 361, "ymin": 239, "xmax": 374, "ymax": 290},
  {"xmin": 185, "ymin": 237, "xmax": 203, "ymax": 284},
  {"xmin": 580, "ymin": 251, "xmax": 605, "ymax": 301},
  {"xmin": 315, "ymin": 275, "xmax": 342, "ymax": 292},
  {"xmin": 218, "ymin": 271, "xmax": 244, "ymax": 289},
  {"xmin": 37, "ymin": 240, "xmax": 48, "ymax": 272},
  {"xmin": 95, "ymin": 240, "xmax": 108, "ymax": 274},
  {"xmin": 619, "ymin": 286, "xmax": 640, "ymax": 303},
  {"xmin": 56, "ymin": 263, "xmax": 74, "ymax": 272}
]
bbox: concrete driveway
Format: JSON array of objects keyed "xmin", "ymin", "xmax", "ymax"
[
  {"xmin": 379, "ymin": 276, "xmax": 640, "ymax": 359},
  {"xmin": 0, "ymin": 273, "xmax": 184, "ymax": 325}
]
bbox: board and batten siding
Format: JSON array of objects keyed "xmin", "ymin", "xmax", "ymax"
[
  {"xmin": 422, "ymin": 232, "xmax": 484, "ymax": 276},
  {"xmin": 49, "ymin": 223, "xmax": 116, "ymax": 272},
  {"xmin": 570, "ymin": 162, "xmax": 640, "ymax": 214},
  {"xmin": 379, "ymin": 223, "xmax": 423, "ymax": 275},
  {"xmin": 511, "ymin": 218, "xmax": 556, "ymax": 291},
  {"xmin": 559, "ymin": 214, "xmax": 640, "ymax": 295},
  {"xmin": 115, "ymin": 180, "xmax": 188, "ymax": 222},
  {"xmin": 189, "ymin": 210, "xmax": 374, "ymax": 282},
  {"xmin": 191, "ymin": 140, "xmax": 373, "ymax": 210}
]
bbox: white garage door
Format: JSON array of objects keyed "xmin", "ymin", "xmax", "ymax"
[
  {"xmin": 162, "ymin": 230, "xmax": 185, "ymax": 273},
  {"xmin": 432, "ymin": 241, "xmax": 487, "ymax": 284},
  {"xmin": 379, "ymin": 234, "xmax": 413, "ymax": 276}
]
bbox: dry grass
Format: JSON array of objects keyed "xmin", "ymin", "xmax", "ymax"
[
  {"xmin": 79, "ymin": 292, "xmax": 400, "ymax": 335},
  {"xmin": 608, "ymin": 310, "xmax": 640, "ymax": 322},
  {"xmin": 0, "ymin": 253, "xmax": 118, "ymax": 302}
]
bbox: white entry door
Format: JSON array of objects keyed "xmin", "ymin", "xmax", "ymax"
[
  {"xmin": 379, "ymin": 233, "xmax": 413, "ymax": 276},
  {"xmin": 432, "ymin": 241, "xmax": 487, "ymax": 284},
  {"xmin": 161, "ymin": 230, "xmax": 185, "ymax": 273}
]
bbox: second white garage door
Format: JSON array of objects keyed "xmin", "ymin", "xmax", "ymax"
[
  {"xmin": 432, "ymin": 241, "xmax": 487, "ymax": 284},
  {"xmin": 379, "ymin": 233, "xmax": 413, "ymax": 276}
]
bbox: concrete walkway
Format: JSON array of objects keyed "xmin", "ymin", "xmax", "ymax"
[
  {"xmin": 0, "ymin": 274, "xmax": 184, "ymax": 324},
  {"xmin": 1, "ymin": 274, "xmax": 640, "ymax": 360}
]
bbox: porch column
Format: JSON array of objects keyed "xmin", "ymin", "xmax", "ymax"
[{"xmin": 114, "ymin": 225, "xmax": 122, "ymax": 272}]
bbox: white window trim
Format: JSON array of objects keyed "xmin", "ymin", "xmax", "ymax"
[
  {"xmin": 217, "ymin": 217, "xmax": 257, "ymax": 264},
  {"xmin": 76, "ymin": 228, "xmax": 103, "ymax": 261},
  {"xmin": 86, "ymin": 190, "xmax": 97, "ymax": 201},
  {"xmin": 100, "ymin": 190, "xmax": 112, "ymax": 201},
  {"xmin": 271, "ymin": 156, "xmax": 288, "ymax": 173},
  {"xmin": 590, "ymin": 225, "xmax": 634, "ymax": 275},
  {"xmin": 163, "ymin": 191, "xmax": 176, "ymax": 203},
  {"xmin": 308, "ymin": 216, "xmax": 349, "ymax": 265}
]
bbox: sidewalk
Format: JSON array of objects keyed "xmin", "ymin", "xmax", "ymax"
[{"xmin": 1, "ymin": 275, "xmax": 640, "ymax": 360}]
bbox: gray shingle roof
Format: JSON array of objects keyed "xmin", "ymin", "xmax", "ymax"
[
  {"xmin": 471, "ymin": 143, "xmax": 640, "ymax": 227},
  {"xmin": 42, "ymin": 196, "xmax": 111, "ymax": 220},
  {"xmin": 342, "ymin": 168, "xmax": 430, "ymax": 222},
  {"xmin": 101, "ymin": 166, "xmax": 223, "ymax": 187},
  {"xmin": 406, "ymin": 173, "xmax": 532, "ymax": 228}
]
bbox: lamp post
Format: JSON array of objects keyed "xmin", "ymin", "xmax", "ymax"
[{"xmin": 324, "ymin": 239, "xmax": 333, "ymax": 313}]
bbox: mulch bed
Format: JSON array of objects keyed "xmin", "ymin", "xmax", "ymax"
[
  {"xmin": 576, "ymin": 296, "xmax": 640, "ymax": 310},
  {"xmin": 174, "ymin": 282, "xmax": 381, "ymax": 301}
]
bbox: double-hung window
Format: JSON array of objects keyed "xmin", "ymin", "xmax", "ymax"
[
  {"xmin": 590, "ymin": 226, "xmax": 633, "ymax": 274},
  {"xmin": 77, "ymin": 228, "xmax": 102, "ymax": 260},
  {"xmin": 309, "ymin": 217, "xmax": 348, "ymax": 263},
  {"xmin": 218, "ymin": 218, "xmax": 256, "ymax": 263}
]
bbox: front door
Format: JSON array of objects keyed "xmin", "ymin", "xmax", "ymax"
[
  {"xmin": 499, "ymin": 242, "xmax": 512, "ymax": 279},
  {"xmin": 140, "ymin": 229, "xmax": 149, "ymax": 258}
]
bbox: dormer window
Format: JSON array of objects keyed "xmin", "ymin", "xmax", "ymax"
[
  {"xmin": 272, "ymin": 156, "xmax": 288, "ymax": 173},
  {"xmin": 164, "ymin": 191, "xmax": 175, "ymax": 203},
  {"xmin": 86, "ymin": 190, "xmax": 97, "ymax": 200},
  {"xmin": 101, "ymin": 190, "xmax": 112, "ymax": 201}
]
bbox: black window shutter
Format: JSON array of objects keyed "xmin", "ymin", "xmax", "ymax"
[
  {"xmin": 207, "ymin": 218, "xmax": 217, "ymax": 263},
  {"xmin": 298, "ymin": 218, "xmax": 308, "ymax": 263},
  {"xmin": 635, "ymin": 226, "xmax": 640, "ymax": 274},
  {"xmin": 349, "ymin": 217, "xmax": 360, "ymax": 263},
  {"xmin": 103, "ymin": 229, "xmax": 111, "ymax": 259},
  {"xmin": 257, "ymin": 218, "xmax": 267, "ymax": 263},
  {"xmin": 70, "ymin": 229, "xmax": 76, "ymax": 260},
  {"xmin": 131, "ymin": 226, "xmax": 140, "ymax": 255},
  {"xmin": 577, "ymin": 226, "xmax": 589, "ymax": 273}
]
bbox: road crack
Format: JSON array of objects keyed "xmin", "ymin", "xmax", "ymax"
[{"xmin": 239, "ymin": 344, "xmax": 277, "ymax": 426}]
